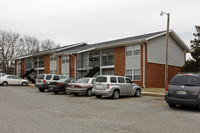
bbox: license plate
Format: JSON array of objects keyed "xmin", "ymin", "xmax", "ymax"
[
  {"xmin": 177, "ymin": 90, "xmax": 187, "ymax": 95},
  {"xmin": 71, "ymin": 85, "xmax": 74, "ymax": 88},
  {"xmin": 96, "ymin": 84, "xmax": 103, "ymax": 89}
]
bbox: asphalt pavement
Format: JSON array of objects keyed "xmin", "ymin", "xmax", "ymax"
[{"xmin": 0, "ymin": 86, "xmax": 199, "ymax": 133}]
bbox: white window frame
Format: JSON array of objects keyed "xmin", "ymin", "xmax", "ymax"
[
  {"xmin": 126, "ymin": 69, "xmax": 141, "ymax": 81},
  {"xmin": 126, "ymin": 45, "xmax": 141, "ymax": 56}
]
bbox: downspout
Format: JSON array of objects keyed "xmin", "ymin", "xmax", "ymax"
[{"xmin": 139, "ymin": 40, "xmax": 146, "ymax": 88}]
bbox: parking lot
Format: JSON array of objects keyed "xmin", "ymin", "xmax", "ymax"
[{"xmin": 0, "ymin": 86, "xmax": 200, "ymax": 133}]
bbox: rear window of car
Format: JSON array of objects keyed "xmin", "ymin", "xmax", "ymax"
[
  {"xmin": 53, "ymin": 75, "xmax": 60, "ymax": 80},
  {"xmin": 118, "ymin": 77, "xmax": 125, "ymax": 83},
  {"xmin": 45, "ymin": 75, "xmax": 52, "ymax": 80},
  {"xmin": 76, "ymin": 78, "xmax": 89, "ymax": 83},
  {"xmin": 95, "ymin": 77, "xmax": 107, "ymax": 82},
  {"xmin": 170, "ymin": 75, "xmax": 200, "ymax": 86},
  {"xmin": 37, "ymin": 75, "xmax": 45, "ymax": 79},
  {"xmin": 60, "ymin": 76, "xmax": 66, "ymax": 79}
]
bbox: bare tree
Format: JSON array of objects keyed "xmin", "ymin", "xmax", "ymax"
[
  {"xmin": 41, "ymin": 39, "xmax": 60, "ymax": 51},
  {"xmin": 0, "ymin": 30, "xmax": 20, "ymax": 74},
  {"xmin": 17, "ymin": 35, "xmax": 40, "ymax": 56}
]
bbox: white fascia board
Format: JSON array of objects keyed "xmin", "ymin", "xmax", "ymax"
[
  {"xmin": 146, "ymin": 32, "xmax": 167, "ymax": 40},
  {"xmin": 16, "ymin": 55, "xmax": 33, "ymax": 60},
  {"xmin": 77, "ymin": 47, "xmax": 95, "ymax": 54},
  {"xmin": 56, "ymin": 42, "xmax": 87, "ymax": 52},
  {"xmin": 95, "ymin": 39, "xmax": 146, "ymax": 49}
]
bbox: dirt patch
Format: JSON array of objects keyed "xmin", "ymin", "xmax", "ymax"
[{"xmin": 142, "ymin": 88, "xmax": 165, "ymax": 93}]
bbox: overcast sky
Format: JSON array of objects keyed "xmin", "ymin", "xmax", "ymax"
[{"xmin": 0, "ymin": 0, "xmax": 199, "ymax": 55}]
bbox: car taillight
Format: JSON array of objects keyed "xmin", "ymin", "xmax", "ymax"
[
  {"xmin": 166, "ymin": 85, "xmax": 169, "ymax": 92},
  {"xmin": 57, "ymin": 83, "xmax": 62, "ymax": 86},
  {"xmin": 67, "ymin": 85, "xmax": 70, "ymax": 87},
  {"xmin": 75, "ymin": 85, "xmax": 81, "ymax": 88},
  {"xmin": 107, "ymin": 84, "xmax": 109, "ymax": 89},
  {"xmin": 43, "ymin": 80, "xmax": 46, "ymax": 83}
]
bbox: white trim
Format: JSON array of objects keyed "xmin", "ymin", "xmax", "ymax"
[
  {"xmin": 77, "ymin": 47, "xmax": 95, "ymax": 54},
  {"xmin": 143, "ymin": 44, "xmax": 145, "ymax": 88},
  {"xmin": 56, "ymin": 42, "xmax": 86, "ymax": 52},
  {"xmin": 100, "ymin": 65, "xmax": 115, "ymax": 69}
]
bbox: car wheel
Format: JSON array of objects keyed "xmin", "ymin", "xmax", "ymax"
[
  {"xmin": 112, "ymin": 90, "xmax": 120, "ymax": 99},
  {"xmin": 135, "ymin": 89, "xmax": 141, "ymax": 97},
  {"xmin": 54, "ymin": 91, "xmax": 59, "ymax": 94},
  {"xmin": 74, "ymin": 93, "xmax": 79, "ymax": 96},
  {"xmin": 21, "ymin": 82, "xmax": 27, "ymax": 86},
  {"xmin": 38, "ymin": 88, "xmax": 45, "ymax": 92},
  {"xmin": 2, "ymin": 81, "xmax": 8, "ymax": 86},
  {"xmin": 168, "ymin": 103, "xmax": 176, "ymax": 108},
  {"xmin": 96, "ymin": 95, "xmax": 102, "ymax": 98},
  {"xmin": 86, "ymin": 88, "xmax": 93, "ymax": 96}
]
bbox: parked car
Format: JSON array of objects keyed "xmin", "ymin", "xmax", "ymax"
[
  {"xmin": 66, "ymin": 78, "xmax": 95, "ymax": 96},
  {"xmin": 165, "ymin": 73, "xmax": 200, "ymax": 108},
  {"xmin": 0, "ymin": 75, "xmax": 28, "ymax": 86},
  {"xmin": 0, "ymin": 73, "xmax": 6, "ymax": 77},
  {"xmin": 35, "ymin": 74, "xmax": 66, "ymax": 92},
  {"xmin": 92, "ymin": 75, "xmax": 141, "ymax": 99},
  {"xmin": 49, "ymin": 78, "xmax": 77, "ymax": 94}
]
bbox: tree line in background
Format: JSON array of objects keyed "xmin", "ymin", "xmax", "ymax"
[
  {"xmin": 182, "ymin": 25, "xmax": 200, "ymax": 72},
  {"xmin": 0, "ymin": 30, "xmax": 60, "ymax": 74}
]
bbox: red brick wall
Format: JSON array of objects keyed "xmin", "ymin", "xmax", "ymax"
[
  {"xmin": 58, "ymin": 56, "xmax": 61, "ymax": 75},
  {"xmin": 21, "ymin": 59, "xmax": 25, "ymax": 78},
  {"xmin": 44, "ymin": 55, "xmax": 50, "ymax": 74},
  {"xmin": 145, "ymin": 62, "xmax": 181, "ymax": 88},
  {"xmin": 70, "ymin": 55, "xmax": 75, "ymax": 78},
  {"xmin": 114, "ymin": 46, "xmax": 125, "ymax": 76}
]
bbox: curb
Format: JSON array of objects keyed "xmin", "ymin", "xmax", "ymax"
[{"xmin": 142, "ymin": 91, "xmax": 165, "ymax": 97}]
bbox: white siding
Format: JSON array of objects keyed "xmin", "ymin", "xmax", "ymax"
[
  {"xmin": 61, "ymin": 55, "xmax": 70, "ymax": 77},
  {"xmin": 147, "ymin": 35, "xmax": 185, "ymax": 66}
]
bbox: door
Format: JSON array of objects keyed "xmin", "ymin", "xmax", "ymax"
[
  {"xmin": 13, "ymin": 76, "xmax": 22, "ymax": 85},
  {"xmin": 125, "ymin": 78, "xmax": 133, "ymax": 94},
  {"xmin": 118, "ymin": 77, "xmax": 129, "ymax": 94}
]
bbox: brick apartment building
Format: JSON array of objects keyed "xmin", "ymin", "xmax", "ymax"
[{"xmin": 15, "ymin": 30, "xmax": 191, "ymax": 88}]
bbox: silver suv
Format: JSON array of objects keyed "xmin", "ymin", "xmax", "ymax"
[
  {"xmin": 93, "ymin": 75, "xmax": 141, "ymax": 99},
  {"xmin": 35, "ymin": 74, "xmax": 66, "ymax": 92}
]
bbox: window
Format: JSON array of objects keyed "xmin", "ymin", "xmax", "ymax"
[
  {"xmin": 126, "ymin": 45, "xmax": 140, "ymax": 56},
  {"xmin": 126, "ymin": 69, "xmax": 141, "ymax": 81},
  {"xmin": 76, "ymin": 78, "xmax": 89, "ymax": 83},
  {"xmin": 134, "ymin": 69, "xmax": 141, "ymax": 80},
  {"xmin": 95, "ymin": 77, "xmax": 107, "ymax": 82},
  {"xmin": 126, "ymin": 78, "xmax": 132, "ymax": 84},
  {"xmin": 62, "ymin": 55, "xmax": 70, "ymax": 64},
  {"xmin": 126, "ymin": 69, "xmax": 133, "ymax": 80},
  {"xmin": 50, "ymin": 55, "xmax": 57, "ymax": 61},
  {"xmin": 110, "ymin": 77, "xmax": 117, "ymax": 83},
  {"xmin": 53, "ymin": 75, "xmax": 60, "ymax": 80},
  {"xmin": 14, "ymin": 76, "xmax": 20, "ymax": 79},
  {"xmin": 102, "ymin": 49, "xmax": 114, "ymax": 66},
  {"xmin": 45, "ymin": 75, "xmax": 52, "ymax": 80},
  {"xmin": 37, "ymin": 75, "xmax": 45, "ymax": 79},
  {"xmin": 60, "ymin": 76, "xmax": 66, "ymax": 79},
  {"xmin": 7, "ymin": 76, "xmax": 14, "ymax": 79},
  {"xmin": 118, "ymin": 77, "xmax": 125, "ymax": 83}
]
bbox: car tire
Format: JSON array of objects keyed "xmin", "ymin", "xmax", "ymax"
[
  {"xmin": 135, "ymin": 89, "xmax": 141, "ymax": 97},
  {"xmin": 21, "ymin": 82, "xmax": 27, "ymax": 86},
  {"xmin": 2, "ymin": 81, "xmax": 8, "ymax": 86},
  {"xmin": 38, "ymin": 88, "xmax": 45, "ymax": 92},
  {"xmin": 112, "ymin": 90, "xmax": 120, "ymax": 99},
  {"xmin": 54, "ymin": 91, "xmax": 59, "ymax": 94},
  {"xmin": 96, "ymin": 95, "xmax": 102, "ymax": 98},
  {"xmin": 168, "ymin": 103, "xmax": 176, "ymax": 108},
  {"xmin": 86, "ymin": 88, "xmax": 93, "ymax": 96}
]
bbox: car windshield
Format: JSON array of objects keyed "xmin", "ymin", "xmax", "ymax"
[
  {"xmin": 170, "ymin": 75, "xmax": 200, "ymax": 86},
  {"xmin": 76, "ymin": 78, "xmax": 89, "ymax": 83}
]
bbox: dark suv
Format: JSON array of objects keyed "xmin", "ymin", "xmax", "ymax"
[{"xmin": 165, "ymin": 73, "xmax": 200, "ymax": 108}]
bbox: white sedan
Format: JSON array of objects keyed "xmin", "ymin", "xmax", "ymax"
[{"xmin": 0, "ymin": 75, "xmax": 28, "ymax": 86}]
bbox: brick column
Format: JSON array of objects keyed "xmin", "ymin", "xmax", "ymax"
[
  {"xmin": 70, "ymin": 55, "xmax": 75, "ymax": 78},
  {"xmin": 58, "ymin": 56, "xmax": 61, "ymax": 75},
  {"xmin": 44, "ymin": 55, "xmax": 50, "ymax": 74},
  {"xmin": 114, "ymin": 46, "xmax": 125, "ymax": 76}
]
